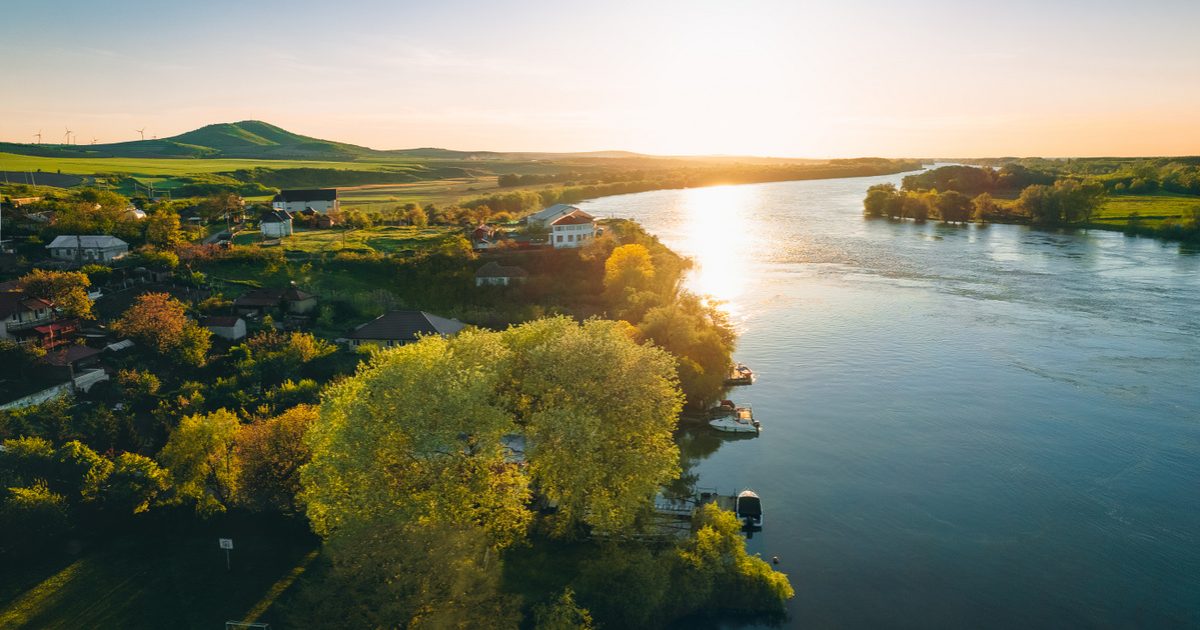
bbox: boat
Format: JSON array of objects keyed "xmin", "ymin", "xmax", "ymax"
[
  {"xmin": 724, "ymin": 362, "xmax": 755, "ymax": 386},
  {"xmin": 736, "ymin": 489, "xmax": 763, "ymax": 528},
  {"xmin": 708, "ymin": 401, "xmax": 760, "ymax": 434}
]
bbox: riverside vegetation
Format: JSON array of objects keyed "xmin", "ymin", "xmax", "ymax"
[{"xmin": 863, "ymin": 162, "xmax": 1200, "ymax": 242}]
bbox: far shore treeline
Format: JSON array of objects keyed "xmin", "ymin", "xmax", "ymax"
[{"xmin": 862, "ymin": 161, "xmax": 1200, "ymax": 242}]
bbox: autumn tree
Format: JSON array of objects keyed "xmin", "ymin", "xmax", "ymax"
[
  {"xmin": 145, "ymin": 209, "xmax": 183, "ymax": 248},
  {"xmin": 234, "ymin": 404, "xmax": 317, "ymax": 514},
  {"xmin": 18, "ymin": 269, "xmax": 93, "ymax": 318},
  {"xmin": 534, "ymin": 588, "xmax": 595, "ymax": 630},
  {"xmin": 113, "ymin": 292, "xmax": 211, "ymax": 366},
  {"xmin": 157, "ymin": 409, "xmax": 240, "ymax": 514},
  {"xmin": 106, "ymin": 453, "xmax": 170, "ymax": 514}
]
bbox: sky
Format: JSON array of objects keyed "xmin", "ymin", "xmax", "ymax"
[{"xmin": 1, "ymin": 0, "xmax": 1199, "ymax": 157}]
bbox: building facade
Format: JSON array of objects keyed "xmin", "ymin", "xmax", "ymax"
[
  {"xmin": 46, "ymin": 235, "xmax": 130, "ymax": 262},
  {"xmin": 550, "ymin": 210, "xmax": 597, "ymax": 249}
]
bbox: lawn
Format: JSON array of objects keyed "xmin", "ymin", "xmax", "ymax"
[
  {"xmin": 0, "ymin": 514, "xmax": 318, "ymax": 630},
  {"xmin": 230, "ymin": 225, "xmax": 461, "ymax": 255}
]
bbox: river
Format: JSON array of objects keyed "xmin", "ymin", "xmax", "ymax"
[{"xmin": 578, "ymin": 172, "xmax": 1200, "ymax": 628}]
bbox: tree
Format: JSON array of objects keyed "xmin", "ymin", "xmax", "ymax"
[
  {"xmin": 1017, "ymin": 184, "xmax": 1059, "ymax": 224},
  {"xmin": 936, "ymin": 190, "xmax": 974, "ymax": 223},
  {"xmin": 157, "ymin": 409, "xmax": 241, "ymax": 514},
  {"xmin": 406, "ymin": 205, "xmax": 428, "ymax": 228},
  {"xmin": 145, "ymin": 209, "xmax": 183, "ymax": 248},
  {"xmin": 972, "ymin": 192, "xmax": 997, "ymax": 223},
  {"xmin": 301, "ymin": 329, "xmax": 530, "ymax": 546},
  {"xmin": 604, "ymin": 244, "xmax": 656, "ymax": 296},
  {"xmin": 113, "ymin": 292, "xmax": 211, "ymax": 365},
  {"xmin": 505, "ymin": 317, "xmax": 684, "ymax": 535},
  {"xmin": 534, "ymin": 588, "xmax": 595, "ymax": 630},
  {"xmin": 18, "ymin": 269, "xmax": 93, "ymax": 319},
  {"xmin": 105, "ymin": 453, "xmax": 169, "ymax": 514},
  {"xmin": 234, "ymin": 404, "xmax": 317, "ymax": 514},
  {"xmin": 0, "ymin": 482, "xmax": 69, "ymax": 555},
  {"xmin": 637, "ymin": 293, "xmax": 735, "ymax": 409},
  {"xmin": 863, "ymin": 183, "xmax": 900, "ymax": 218},
  {"xmin": 903, "ymin": 194, "xmax": 930, "ymax": 222}
]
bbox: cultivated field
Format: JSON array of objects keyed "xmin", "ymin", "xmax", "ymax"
[{"xmin": 231, "ymin": 225, "xmax": 462, "ymax": 255}]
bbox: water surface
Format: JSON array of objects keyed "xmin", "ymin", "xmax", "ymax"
[{"xmin": 580, "ymin": 173, "xmax": 1200, "ymax": 628}]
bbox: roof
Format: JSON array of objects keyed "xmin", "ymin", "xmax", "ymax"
[
  {"xmin": 41, "ymin": 345, "xmax": 102, "ymax": 367},
  {"xmin": 105, "ymin": 339, "xmax": 135, "ymax": 352},
  {"xmin": 202, "ymin": 316, "xmax": 243, "ymax": 328},
  {"xmin": 273, "ymin": 188, "xmax": 338, "ymax": 203},
  {"xmin": 475, "ymin": 261, "xmax": 528, "ymax": 278},
  {"xmin": 348, "ymin": 310, "xmax": 465, "ymax": 341},
  {"xmin": 551, "ymin": 210, "xmax": 595, "ymax": 226},
  {"xmin": 0, "ymin": 292, "xmax": 52, "ymax": 319},
  {"xmin": 46, "ymin": 235, "xmax": 129, "ymax": 250},
  {"xmin": 528, "ymin": 204, "xmax": 579, "ymax": 223},
  {"xmin": 260, "ymin": 210, "xmax": 293, "ymax": 223}
]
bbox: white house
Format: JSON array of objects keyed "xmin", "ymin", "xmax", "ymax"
[
  {"xmin": 202, "ymin": 316, "xmax": 247, "ymax": 341},
  {"xmin": 0, "ymin": 292, "xmax": 54, "ymax": 340},
  {"xmin": 272, "ymin": 189, "xmax": 339, "ymax": 214},
  {"xmin": 550, "ymin": 210, "xmax": 596, "ymax": 249},
  {"xmin": 46, "ymin": 235, "xmax": 130, "ymax": 263},
  {"xmin": 260, "ymin": 210, "xmax": 294, "ymax": 238},
  {"xmin": 474, "ymin": 261, "xmax": 528, "ymax": 286},
  {"xmin": 526, "ymin": 204, "xmax": 580, "ymax": 228},
  {"xmin": 123, "ymin": 206, "xmax": 147, "ymax": 221}
]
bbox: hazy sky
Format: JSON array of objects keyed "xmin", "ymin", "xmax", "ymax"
[{"xmin": 2, "ymin": 0, "xmax": 1198, "ymax": 157}]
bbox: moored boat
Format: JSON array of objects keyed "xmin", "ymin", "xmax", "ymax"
[
  {"xmin": 709, "ymin": 401, "xmax": 760, "ymax": 434},
  {"xmin": 736, "ymin": 489, "xmax": 763, "ymax": 528},
  {"xmin": 725, "ymin": 362, "xmax": 755, "ymax": 386}
]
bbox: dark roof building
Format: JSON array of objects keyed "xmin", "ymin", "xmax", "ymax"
[
  {"xmin": 233, "ymin": 285, "xmax": 317, "ymax": 314},
  {"xmin": 347, "ymin": 310, "xmax": 466, "ymax": 347},
  {"xmin": 474, "ymin": 261, "xmax": 529, "ymax": 286},
  {"xmin": 260, "ymin": 209, "xmax": 293, "ymax": 223}
]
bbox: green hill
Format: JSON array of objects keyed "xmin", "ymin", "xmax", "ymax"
[{"xmin": 0, "ymin": 121, "xmax": 377, "ymax": 161}]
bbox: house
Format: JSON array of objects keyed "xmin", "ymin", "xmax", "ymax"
[
  {"xmin": 46, "ymin": 235, "xmax": 130, "ymax": 263},
  {"xmin": 346, "ymin": 310, "xmax": 465, "ymax": 348},
  {"xmin": 260, "ymin": 210, "xmax": 293, "ymax": 238},
  {"xmin": 123, "ymin": 207, "xmax": 147, "ymax": 221},
  {"xmin": 526, "ymin": 204, "xmax": 580, "ymax": 228},
  {"xmin": 0, "ymin": 292, "xmax": 54, "ymax": 340},
  {"xmin": 29, "ymin": 320, "xmax": 80, "ymax": 350},
  {"xmin": 233, "ymin": 285, "xmax": 317, "ymax": 316},
  {"xmin": 40, "ymin": 344, "xmax": 103, "ymax": 375},
  {"xmin": 475, "ymin": 261, "xmax": 528, "ymax": 287},
  {"xmin": 272, "ymin": 189, "xmax": 339, "ymax": 215},
  {"xmin": 550, "ymin": 210, "xmax": 597, "ymax": 249},
  {"xmin": 202, "ymin": 315, "xmax": 247, "ymax": 341}
]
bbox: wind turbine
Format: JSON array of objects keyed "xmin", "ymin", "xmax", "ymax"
[
  {"xmin": 33, "ymin": 129, "xmax": 42, "ymax": 144},
  {"xmin": 91, "ymin": 137, "xmax": 98, "ymax": 145},
  {"xmin": 136, "ymin": 127, "xmax": 145, "ymax": 141},
  {"xmin": 64, "ymin": 127, "xmax": 72, "ymax": 144}
]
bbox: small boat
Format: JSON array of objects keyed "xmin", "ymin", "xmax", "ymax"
[
  {"xmin": 725, "ymin": 362, "xmax": 755, "ymax": 386},
  {"xmin": 736, "ymin": 489, "xmax": 763, "ymax": 528},
  {"xmin": 709, "ymin": 401, "xmax": 760, "ymax": 434}
]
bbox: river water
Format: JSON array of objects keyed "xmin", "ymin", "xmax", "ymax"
[{"xmin": 579, "ymin": 172, "xmax": 1200, "ymax": 628}]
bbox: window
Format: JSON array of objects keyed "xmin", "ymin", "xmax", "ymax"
[
  {"xmin": 568, "ymin": 234, "xmax": 574, "ymax": 242},
  {"xmin": 556, "ymin": 235, "xmax": 563, "ymax": 242}
]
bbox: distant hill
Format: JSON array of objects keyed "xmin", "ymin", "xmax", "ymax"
[
  {"xmin": 0, "ymin": 121, "xmax": 653, "ymax": 162},
  {"xmin": 0, "ymin": 121, "xmax": 376, "ymax": 161}
]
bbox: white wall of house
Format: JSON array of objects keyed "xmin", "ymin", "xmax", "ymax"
[
  {"xmin": 49, "ymin": 244, "xmax": 129, "ymax": 262},
  {"xmin": 476, "ymin": 276, "xmax": 513, "ymax": 287},
  {"xmin": 261, "ymin": 220, "xmax": 293, "ymax": 238},
  {"xmin": 208, "ymin": 320, "xmax": 247, "ymax": 341},
  {"xmin": 551, "ymin": 222, "xmax": 596, "ymax": 249},
  {"xmin": 273, "ymin": 199, "xmax": 338, "ymax": 214}
]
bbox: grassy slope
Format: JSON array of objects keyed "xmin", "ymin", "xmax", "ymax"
[{"xmin": 0, "ymin": 516, "xmax": 317, "ymax": 630}]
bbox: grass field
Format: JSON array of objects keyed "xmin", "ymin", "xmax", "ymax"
[
  {"xmin": 1092, "ymin": 193, "xmax": 1200, "ymax": 227},
  {"xmin": 336, "ymin": 176, "xmax": 500, "ymax": 209},
  {"xmin": 231, "ymin": 225, "xmax": 461, "ymax": 254},
  {"xmin": 0, "ymin": 516, "xmax": 317, "ymax": 630},
  {"xmin": 0, "ymin": 152, "xmax": 426, "ymax": 176}
]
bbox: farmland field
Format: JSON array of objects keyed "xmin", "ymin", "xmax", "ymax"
[{"xmin": 1091, "ymin": 193, "xmax": 1200, "ymax": 227}]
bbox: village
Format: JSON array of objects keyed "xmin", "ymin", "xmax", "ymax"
[{"xmin": 0, "ymin": 187, "xmax": 612, "ymax": 410}]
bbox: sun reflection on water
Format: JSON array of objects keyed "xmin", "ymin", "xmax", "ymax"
[{"xmin": 674, "ymin": 185, "xmax": 760, "ymax": 319}]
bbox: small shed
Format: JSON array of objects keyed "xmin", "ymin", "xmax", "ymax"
[{"xmin": 202, "ymin": 315, "xmax": 247, "ymax": 341}]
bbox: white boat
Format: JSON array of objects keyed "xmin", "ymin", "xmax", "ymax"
[
  {"xmin": 709, "ymin": 402, "xmax": 760, "ymax": 434},
  {"xmin": 736, "ymin": 489, "xmax": 763, "ymax": 528}
]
